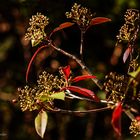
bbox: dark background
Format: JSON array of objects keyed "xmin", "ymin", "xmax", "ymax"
[{"xmin": 0, "ymin": 0, "xmax": 140, "ymax": 140}]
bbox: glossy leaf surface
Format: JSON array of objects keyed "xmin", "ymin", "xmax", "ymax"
[
  {"xmin": 72, "ymin": 75, "xmax": 96, "ymax": 83},
  {"xmin": 111, "ymin": 103, "xmax": 122, "ymax": 136},
  {"xmin": 66, "ymin": 86, "xmax": 99, "ymax": 102},
  {"xmin": 90, "ymin": 17, "xmax": 111, "ymax": 26},
  {"xmin": 123, "ymin": 47, "xmax": 131, "ymax": 63},
  {"xmin": 61, "ymin": 65, "xmax": 71, "ymax": 80},
  {"xmin": 35, "ymin": 110, "xmax": 48, "ymax": 138},
  {"xmin": 50, "ymin": 22, "xmax": 74, "ymax": 37}
]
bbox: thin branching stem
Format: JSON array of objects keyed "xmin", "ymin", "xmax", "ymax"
[
  {"xmin": 37, "ymin": 99, "xmax": 110, "ymax": 114},
  {"xmin": 47, "ymin": 40, "xmax": 103, "ymax": 90},
  {"xmin": 65, "ymin": 92, "xmax": 114, "ymax": 104},
  {"xmin": 80, "ymin": 29, "xmax": 85, "ymax": 59},
  {"xmin": 52, "ymin": 106, "xmax": 110, "ymax": 114},
  {"xmin": 123, "ymin": 109, "xmax": 135, "ymax": 120}
]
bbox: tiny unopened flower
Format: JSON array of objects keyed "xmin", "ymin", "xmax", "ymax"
[
  {"xmin": 116, "ymin": 9, "xmax": 140, "ymax": 43},
  {"xmin": 65, "ymin": 3, "xmax": 94, "ymax": 28},
  {"xmin": 37, "ymin": 71, "xmax": 66, "ymax": 92},
  {"xmin": 103, "ymin": 72, "xmax": 128, "ymax": 104},
  {"xmin": 128, "ymin": 58, "xmax": 139, "ymax": 72},
  {"xmin": 116, "ymin": 24, "xmax": 132, "ymax": 42},
  {"xmin": 124, "ymin": 9, "xmax": 140, "ymax": 24},
  {"xmin": 18, "ymin": 86, "xmax": 39, "ymax": 111},
  {"xmin": 129, "ymin": 119, "xmax": 140, "ymax": 136},
  {"xmin": 25, "ymin": 13, "xmax": 49, "ymax": 46},
  {"xmin": 18, "ymin": 70, "xmax": 67, "ymax": 111}
]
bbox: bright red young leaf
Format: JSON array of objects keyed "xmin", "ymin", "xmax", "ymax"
[
  {"xmin": 61, "ymin": 65, "xmax": 71, "ymax": 81},
  {"xmin": 71, "ymin": 75, "xmax": 96, "ymax": 83},
  {"xmin": 66, "ymin": 86, "xmax": 100, "ymax": 102},
  {"xmin": 123, "ymin": 47, "xmax": 132, "ymax": 63},
  {"xmin": 50, "ymin": 22, "xmax": 74, "ymax": 37},
  {"xmin": 90, "ymin": 17, "xmax": 111, "ymax": 26},
  {"xmin": 136, "ymin": 116, "xmax": 140, "ymax": 121},
  {"xmin": 111, "ymin": 102, "xmax": 122, "ymax": 136},
  {"xmin": 26, "ymin": 45, "xmax": 47, "ymax": 82}
]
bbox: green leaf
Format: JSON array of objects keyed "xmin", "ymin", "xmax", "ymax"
[
  {"xmin": 35, "ymin": 110, "xmax": 48, "ymax": 138},
  {"xmin": 128, "ymin": 66, "xmax": 140, "ymax": 78},
  {"xmin": 49, "ymin": 91, "xmax": 65, "ymax": 100},
  {"xmin": 39, "ymin": 95, "xmax": 49, "ymax": 102},
  {"xmin": 31, "ymin": 38, "xmax": 43, "ymax": 47},
  {"xmin": 31, "ymin": 39, "xmax": 39, "ymax": 47}
]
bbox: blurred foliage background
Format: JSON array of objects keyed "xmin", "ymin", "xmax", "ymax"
[{"xmin": 0, "ymin": 0, "xmax": 140, "ymax": 140}]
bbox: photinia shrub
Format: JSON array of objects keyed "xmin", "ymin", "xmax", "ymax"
[{"xmin": 15, "ymin": 3, "xmax": 140, "ymax": 139}]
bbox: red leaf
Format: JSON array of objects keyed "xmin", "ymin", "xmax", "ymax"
[
  {"xmin": 50, "ymin": 22, "xmax": 74, "ymax": 37},
  {"xmin": 66, "ymin": 86, "xmax": 100, "ymax": 102},
  {"xmin": 90, "ymin": 17, "xmax": 111, "ymax": 26},
  {"xmin": 136, "ymin": 116, "xmax": 140, "ymax": 121},
  {"xmin": 59, "ymin": 22, "xmax": 74, "ymax": 29},
  {"xmin": 72, "ymin": 75, "xmax": 96, "ymax": 83},
  {"xmin": 111, "ymin": 103, "xmax": 122, "ymax": 136},
  {"xmin": 26, "ymin": 45, "xmax": 47, "ymax": 82},
  {"xmin": 61, "ymin": 65, "xmax": 71, "ymax": 80},
  {"xmin": 123, "ymin": 47, "xmax": 132, "ymax": 63}
]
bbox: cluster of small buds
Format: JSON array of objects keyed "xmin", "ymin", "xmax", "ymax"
[
  {"xmin": 18, "ymin": 86, "xmax": 39, "ymax": 111},
  {"xmin": 128, "ymin": 58, "xmax": 139, "ymax": 72},
  {"xmin": 65, "ymin": 3, "xmax": 94, "ymax": 28},
  {"xmin": 124, "ymin": 9, "xmax": 140, "ymax": 25},
  {"xmin": 18, "ymin": 70, "xmax": 67, "ymax": 111},
  {"xmin": 37, "ymin": 71, "xmax": 67, "ymax": 93},
  {"xmin": 129, "ymin": 119, "xmax": 140, "ymax": 136},
  {"xmin": 103, "ymin": 72, "xmax": 128, "ymax": 103},
  {"xmin": 25, "ymin": 13, "xmax": 49, "ymax": 46},
  {"xmin": 116, "ymin": 24, "xmax": 132, "ymax": 42},
  {"xmin": 117, "ymin": 9, "xmax": 140, "ymax": 43}
]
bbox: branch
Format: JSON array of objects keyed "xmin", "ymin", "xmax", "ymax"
[
  {"xmin": 65, "ymin": 91, "xmax": 114, "ymax": 104},
  {"xmin": 48, "ymin": 40, "xmax": 103, "ymax": 90},
  {"xmin": 37, "ymin": 99, "xmax": 110, "ymax": 114},
  {"xmin": 123, "ymin": 109, "xmax": 135, "ymax": 120},
  {"xmin": 52, "ymin": 106, "xmax": 110, "ymax": 114},
  {"xmin": 80, "ymin": 29, "xmax": 85, "ymax": 59}
]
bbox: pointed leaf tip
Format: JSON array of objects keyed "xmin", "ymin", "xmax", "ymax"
[
  {"xmin": 50, "ymin": 22, "xmax": 74, "ymax": 37},
  {"xmin": 61, "ymin": 65, "xmax": 71, "ymax": 81},
  {"xmin": 72, "ymin": 75, "xmax": 96, "ymax": 83},
  {"xmin": 123, "ymin": 47, "xmax": 131, "ymax": 63},
  {"xmin": 111, "ymin": 103, "xmax": 122, "ymax": 136},
  {"xmin": 66, "ymin": 86, "xmax": 100, "ymax": 102},
  {"xmin": 128, "ymin": 66, "xmax": 140, "ymax": 78},
  {"xmin": 35, "ymin": 110, "xmax": 48, "ymax": 138},
  {"xmin": 90, "ymin": 17, "xmax": 111, "ymax": 26},
  {"xmin": 59, "ymin": 22, "xmax": 74, "ymax": 29}
]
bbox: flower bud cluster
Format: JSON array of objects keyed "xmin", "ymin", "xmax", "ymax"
[
  {"xmin": 129, "ymin": 119, "xmax": 140, "ymax": 137},
  {"xmin": 103, "ymin": 72, "xmax": 128, "ymax": 103},
  {"xmin": 117, "ymin": 9, "xmax": 139, "ymax": 42},
  {"xmin": 65, "ymin": 3, "xmax": 94, "ymax": 28},
  {"xmin": 18, "ymin": 71, "xmax": 66, "ymax": 111},
  {"xmin": 25, "ymin": 13, "xmax": 49, "ymax": 45}
]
